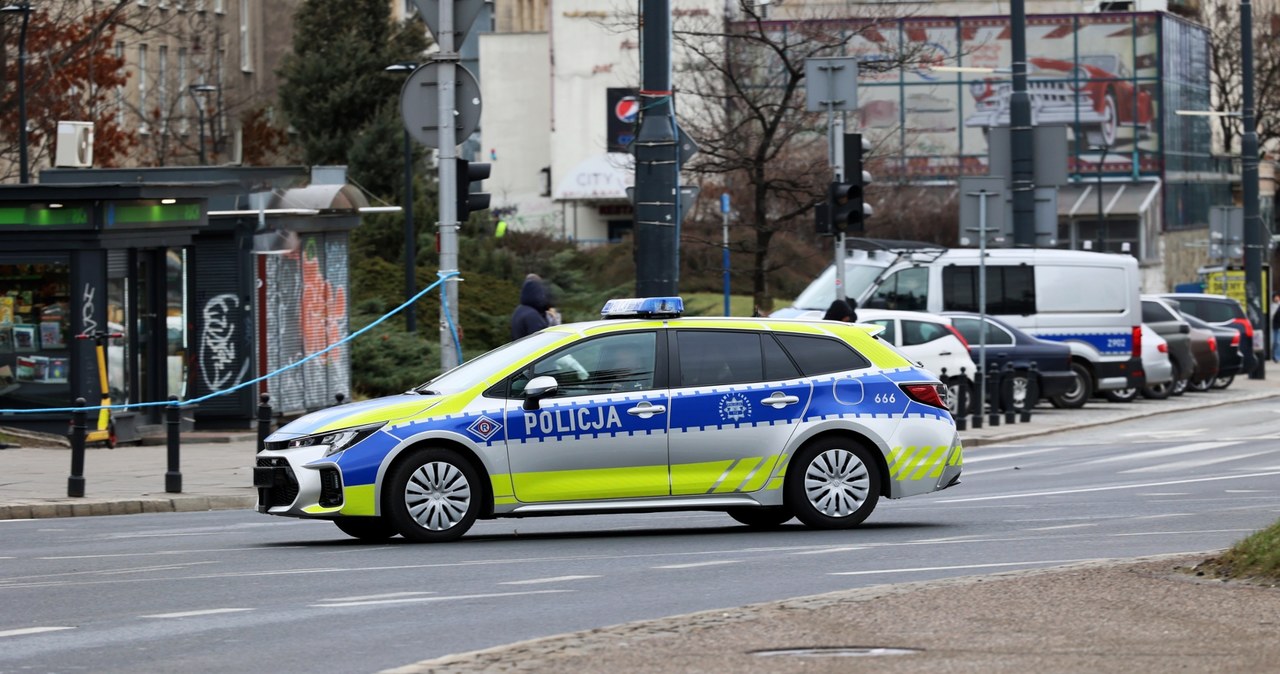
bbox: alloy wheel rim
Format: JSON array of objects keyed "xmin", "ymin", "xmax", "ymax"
[
  {"xmin": 404, "ymin": 461, "xmax": 471, "ymax": 531},
  {"xmin": 804, "ymin": 449, "xmax": 870, "ymax": 518}
]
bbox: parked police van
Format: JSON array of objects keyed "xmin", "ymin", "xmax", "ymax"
[{"xmin": 774, "ymin": 246, "xmax": 1142, "ymax": 408}]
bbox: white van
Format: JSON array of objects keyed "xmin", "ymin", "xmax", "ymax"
[{"xmin": 774, "ymin": 246, "xmax": 1143, "ymax": 408}]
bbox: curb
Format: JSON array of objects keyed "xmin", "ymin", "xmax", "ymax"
[{"xmin": 0, "ymin": 494, "xmax": 255, "ymax": 520}]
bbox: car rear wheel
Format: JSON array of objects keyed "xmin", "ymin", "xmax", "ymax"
[
  {"xmin": 1104, "ymin": 387, "xmax": 1138, "ymax": 403},
  {"xmin": 785, "ymin": 438, "xmax": 880, "ymax": 530},
  {"xmin": 1212, "ymin": 374, "xmax": 1235, "ymax": 389},
  {"xmin": 1188, "ymin": 376, "xmax": 1215, "ymax": 392},
  {"xmin": 1049, "ymin": 362, "xmax": 1092, "ymax": 409},
  {"xmin": 727, "ymin": 507, "xmax": 794, "ymax": 529},
  {"xmin": 386, "ymin": 448, "xmax": 481, "ymax": 543},
  {"xmin": 1141, "ymin": 379, "xmax": 1172, "ymax": 399},
  {"xmin": 944, "ymin": 376, "xmax": 974, "ymax": 417},
  {"xmin": 333, "ymin": 516, "xmax": 398, "ymax": 541}
]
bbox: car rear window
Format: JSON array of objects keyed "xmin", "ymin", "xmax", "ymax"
[
  {"xmin": 775, "ymin": 334, "xmax": 871, "ymax": 376},
  {"xmin": 1177, "ymin": 298, "xmax": 1243, "ymax": 323}
]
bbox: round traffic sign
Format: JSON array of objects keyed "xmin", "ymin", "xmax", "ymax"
[{"xmin": 399, "ymin": 62, "xmax": 482, "ymax": 148}]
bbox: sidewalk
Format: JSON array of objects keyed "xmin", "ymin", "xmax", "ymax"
[{"xmin": 3, "ymin": 376, "xmax": 1279, "ymax": 520}]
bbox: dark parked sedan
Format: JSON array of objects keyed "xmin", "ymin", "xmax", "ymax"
[
  {"xmin": 1182, "ymin": 312, "xmax": 1243, "ymax": 389},
  {"xmin": 1160, "ymin": 293, "xmax": 1261, "ymax": 376},
  {"xmin": 941, "ymin": 312, "xmax": 1077, "ymax": 411}
]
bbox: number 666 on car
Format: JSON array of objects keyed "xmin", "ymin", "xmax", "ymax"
[{"xmin": 253, "ymin": 297, "xmax": 963, "ymax": 542}]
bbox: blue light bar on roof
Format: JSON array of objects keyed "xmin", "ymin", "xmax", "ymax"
[{"xmin": 600, "ymin": 296, "xmax": 684, "ymax": 319}]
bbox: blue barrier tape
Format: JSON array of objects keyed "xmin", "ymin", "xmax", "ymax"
[{"xmin": 0, "ymin": 271, "xmax": 460, "ymax": 416}]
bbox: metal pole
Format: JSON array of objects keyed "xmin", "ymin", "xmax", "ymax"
[
  {"xmin": 16, "ymin": 1, "xmax": 30, "ymax": 183},
  {"xmin": 1096, "ymin": 145, "xmax": 1108, "ymax": 251},
  {"xmin": 721, "ymin": 193, "xmax": 731, "ymax": 316},
  {"xmin": 977, "ymin": 191, "xmax": 989, "ymax": 426},
  {"xmin": 634, "ymin": 0, "xmax": 679, "ymax": 296},
  {"xmin": 1009, "ymin": 0, "xmax": 1036, "ymax": 246},
  {"xmin": 437, "ymin": 0, "xmax": 460, "ymax": 369},
  {"xmin": 1242, "ymin": 0, "xmax": 1266, "ymax": 379},
  {"xmin": 165, "ymin": 395, "xmax": 182, "ymax": 493},
  {"xmin": 197, "ymin": 107, "xmax": 207, "ymax": 165},
  {"xmin": 831, "ymin": 115, "xmax": 847, "ymax": 301},
  {"xmin": 68, "ymin": 398, "xmax": 87, "ymax": 497},
  {"xmin": 403, "ymin": 129, "xmax": 417, "ymax": 333}
]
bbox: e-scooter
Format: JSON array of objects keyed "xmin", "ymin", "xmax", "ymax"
[{"xmin": 75, "ymin": 330, "xmax": 123, "ymax": 448}]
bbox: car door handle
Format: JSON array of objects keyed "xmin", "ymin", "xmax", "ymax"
[
  {"xmin": 761, "ymin": 392, "xmax": 800, "ymax": 408},
  {"xmin": 939, "ymin": 351, "xmax": 952, "ymax": 356},
  {"xmin": 626, "ymin": 401, "xmax": 666, "ymax": 417}
]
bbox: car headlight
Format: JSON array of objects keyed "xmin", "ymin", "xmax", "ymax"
[{"xmin": 286, "ymin": 422, "xmax": 386, "ymax": 457}]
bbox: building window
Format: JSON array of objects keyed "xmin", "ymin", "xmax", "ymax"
[
  {"xmin": 0, "ymin": 261, "xmax": 74, "ymax": 410},
  {"xmin": 138, "ymin": 44, "xmax": 149, "ymax": 133},
  {"xmin": 239, "ymin": 0, "xmax": 252, "ymax": 72},
  {"xmin": 158, "ymin": 46, "xmax": 168, "ymax": 133}
]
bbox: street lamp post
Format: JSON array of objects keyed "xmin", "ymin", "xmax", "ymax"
[
  {"xmin": 2, "ymin": 1, "xmax": 32, "ymax": 183},
  {"xmin": 386, "ymin": 62, "xmax": 419, "ymax": 333},
  {"xmin": 187, "ymin": 83, "xmax": 218, "ymax": 165}
]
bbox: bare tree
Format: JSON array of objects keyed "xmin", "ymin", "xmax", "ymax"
[
  {"xmin": 1201, "ymin": 2, "xmax": 1280, "ymax": 156},
  {"xmin": 670, "ymin": 2, "xmax": 930, "ymax": 311}
]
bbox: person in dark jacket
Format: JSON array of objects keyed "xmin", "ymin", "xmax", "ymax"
[
  {"xmin": 511, "ymin": 274, "xmax": 550, "ymax": 339},
  {"xmin": 823, "ymin": 298, "xmax": 857, "ymax": 322}
]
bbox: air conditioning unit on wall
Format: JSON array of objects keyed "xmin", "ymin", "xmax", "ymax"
[{"xmin": 55, "ymin": 121, "xmax": 94, "ymax": 168}]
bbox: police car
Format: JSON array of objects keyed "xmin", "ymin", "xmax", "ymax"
[{"xmin": 254, "ymin": 297, "xmax": 963, "ymax": 542}]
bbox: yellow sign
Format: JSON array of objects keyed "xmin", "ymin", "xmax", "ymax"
[{"xmin": 1203, "ymin": 268, "xmax": 1272, "ymax": 314}]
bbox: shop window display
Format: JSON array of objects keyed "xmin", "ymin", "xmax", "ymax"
[{"xmin": 0, "ymin": 262, "xmax": 72, "ymax": 408}]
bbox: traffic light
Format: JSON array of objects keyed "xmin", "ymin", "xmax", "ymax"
[
  {"xmin": 827, "ymin": 133, "xmax": 873, "ymax": 235},
  {"xmin": 456, "ymin": 158, "xmax": 492, "ymax": 222}
]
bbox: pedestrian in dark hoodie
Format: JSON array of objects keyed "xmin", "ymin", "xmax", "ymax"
[
  {"xmin": 823, "ymin": 298, "xmax": 857, "ymax": 322},
  {"xmin": 511, "ymin": 274, "xmax": 550, "ymax": 339}
]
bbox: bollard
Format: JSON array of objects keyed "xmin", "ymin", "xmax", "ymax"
[
  {"xmin": 1003, "ymin": 364, "xmax": 1018, "ymax": 425},
  {"xmin": 68, "ymin": 398, "xmax": 87, "ymax": 497},
  {"xmin": 986, "ymin": 368, "xmax": 1001, "ymax": 427},
  {"xmin": 1020, "ymin": 363, "xmax": 1037, "ymax": 423},
  {"xmin": 257, "ymin": 393, "xmax": 272, "ymax": 453},
  {"xmin": 335, "ymin": 392, "xmax": 346, "ymax": 405},
  {"xmin": 165, "ymin": 395, "xmax": 182, "ymax": 493},
  {"xmin": 969, "ymin": 369, "xmax": 984, "ymax": 429}
]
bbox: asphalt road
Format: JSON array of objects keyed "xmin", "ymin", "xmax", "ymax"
[{"xmin": 2, "ymin": 398, "xmax": 1279, "ymax": 673}]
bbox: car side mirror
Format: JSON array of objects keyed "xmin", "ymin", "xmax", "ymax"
[
  {"xmin": 522, "ymin": 375, "xmax": 559, "ymax": 411},
  {"xmin": 1179, "ymin": 324, "xmax": 1189, "ymax": 334}
]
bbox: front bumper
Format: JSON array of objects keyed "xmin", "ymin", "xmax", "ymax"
[
  {"xmin": 1037, "ymin": 370, "xmax": 1078, "ymax": 399},
  {"xmin": 254, "ymin": 446, "xmax": 345, "ymax": 517}
]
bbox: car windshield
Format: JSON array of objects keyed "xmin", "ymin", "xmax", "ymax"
[
  {"xmin": 791, "ymin": 262, "xmax": 886, "ymax": 310},
  {"xmin": 414, "ymin": 331, "xmax": 568, "ymax": 395}
]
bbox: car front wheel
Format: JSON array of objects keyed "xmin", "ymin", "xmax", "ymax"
[
  {"xmin": 785, "ymin": 438, "xmax": 880, "ymax": 530},
  {"xmin": 386, "ymin": 448, "xmax": 481, "ymax": 543},
  {"xmin": 1049, "ymin": 362, "xmax": 1092, "ymax": 409},
  {"xmin": 1104, "ymin": 386, "xmax": 1138, "ymax": 403},
  {"xmin": 1212, "ymin": 374, "xmax": 1234, "ymax": 389}
]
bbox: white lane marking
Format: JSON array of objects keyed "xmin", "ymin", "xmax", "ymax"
[
  {"xmin": 0, "ymin": 561, "xmax": 220, "ymax": 585},
  {"xmin": 1025, "ymin": 523, "xmax": 1099, "ymax": 532},
  {"xmin": 499, "ymin": 575, "xmax": 600, "ymax": 585},
  {"xmin": 1121, "ymin": 450, "xmax": 1275, "ymax": 474},
  {"xmin": 312, "ymin": 589, "xmax": 568, "ymax": 608},
  {"xmin": 1225, "ymin": 489, "xmax": 1268, "ymax": 493},
  {"xmin": 792, "ymin": 547, "xmax": 867, "ymax": 556},
  {"xmin": 1081, "ymin": 441, "xmax": 1241, "ymax": 466},
  {"xmin": 830, "ymin": 558, "xmax": 1101, "ymax": 576},
  {"xmin": 1139, "ymin": 493, "xmax": 1190, "ymax": 497},
  {"xmin": 321, "ymin": 592, "xmax": 435, "ymax": 602},
  {"xmin": 40, "ymin": 547, "xmax": 302, "ymax": 560},
  {"xmin": 1121, "ymin": 429, "xmax": 1206, "ymax": 439},
  {"xmin": 653, "ymin": 560, "xmax": 742, "ymax": 569},
  {"xmin": 936, "ymin": 470, "xmax": 1280, "ymax": 503},
  {"xmin": 1110, "ymin": 529, "xmax": 1258, "ymax": 537},
  {"xmin": 140, "ymin": 608, "xmax": 254, "ymax": 619},
  {"xmin": 965, "ymin": 447, "xmax": 1063, "ymax": 463},
  {"xmin": 0, "ymin": 626, "xmax": 75, "ymax": 638}
]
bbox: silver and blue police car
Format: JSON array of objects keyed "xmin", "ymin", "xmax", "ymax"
[{"xmin": 254, "ymin": 297, "xmax": 962, "ymax": 542}]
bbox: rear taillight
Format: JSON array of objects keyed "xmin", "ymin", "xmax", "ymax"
[
  {"xmin": 1132, "ymin": 325, "xmax": 1142, "ymax": 358},
  {"xmin": 1208, "ymin": 337, "xmax": 1217, "ymax": 352},
  {"xmin": 1232, "ymin": 332, "xmax": 1241, "ymax": 347},
  {"xmin": 1233, "ymin": 318, "xmax": 1254, "ymax": 339},
  {"xmin": 1158, "ymin": 342, "xmax": 1168, "ymax": 353},
  {"xmin": 945, "ymin": 324, "xmax": 971, "ymax": 350},
  {"xmin": 900, "ymin": 383, "xmax": 949, "ymax": 410}
]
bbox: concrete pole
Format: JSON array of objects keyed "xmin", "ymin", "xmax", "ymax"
[
  {"xmin": 1009, "ymin": 0, "xmax": 1036, "ymax": 246},
  {"xmin": 1242, "ymin": 0, "xmax": 1266, "ymax": 378},
  {"xmin": 634, "ymin": 0, "xmax": 680, "ymax": 296}
]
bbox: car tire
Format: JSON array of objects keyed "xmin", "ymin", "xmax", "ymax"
[
  {"xmin": 1188, "ymin": 376, "xmax": 1215, "ymax": 393},
  {"xmin": 785, "ymin": 437, "xmax": 881, "ymax": 530},
  {"xmin": 1049, "ymin": 362, "xmax": 1092, "ymax": 409},
  {"xmin": 1141, "ymin": 380, "xmax": 1172, "ymax": 400},
  {"xmin": 1212, "ymin": 374, "xmax": 1235, "ymax": 389},
  {"xmin": 945, "ymin": 376, "xmax": 974, "ymax": 417},
  {"xmin": 1104, "ymin": 387, "xmax": 1138, "ymax": 403},
  {"xmin": 386, "ymin": 448, "xmax": 481, "ymax": 543},
  {"xmin": 333, "ymin": 516, "xmax": 398, "ymax": 541},
  {"xmin": 727, "ymin": 507, "xmax": 794, "ymax": 529}
]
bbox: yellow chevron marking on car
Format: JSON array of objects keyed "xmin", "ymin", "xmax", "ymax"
[
  {"xmin": 949, "ymin": 446, "xmax": 964, "ymax": 466},
  {"xmin": 490, "ymin": 474, "xmax": 515, "ymax": 501},
  {"xmin": 889, "ymin": 445, "xmax": 921, "ymax": 478},
  {"xmin": 912, "ymin": 446, "xmax": 949, "ymax": 480},
  {"xmin": 340, "ymin": 485, "xmax": 377, "ymax": 516},
  {"xmin": 765, "ymin": 477, "xmax": 783, "ymax": 491},
  {"xmin": 713, "ymin": 457, "xmax": 764, "ymax": 493},
  {"xmin": 671, "ymin": 460, "xmax": 734, "ymax": 495},
  {"xmin": 739, "ymin": 455, "xmax": 780, "ymax": 492},
  {"xmin": 511, "ymin": 465, "xmax": 670, "ymax": 501},
  {"xmin": 302, "ymin": 504, "xmax": 343, "ymax": 515}
]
